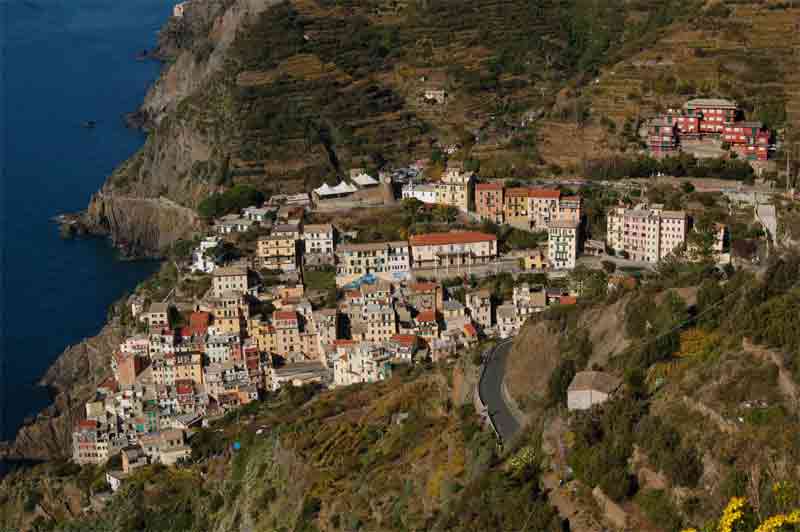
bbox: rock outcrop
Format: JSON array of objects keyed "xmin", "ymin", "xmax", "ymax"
[
  {"xmin": 6, "ymin": 324, "xmax": 125, "ymax": 461},
  {"xmin": 83, "ymin": 193, "xmax": 200, "ymax": 256}
]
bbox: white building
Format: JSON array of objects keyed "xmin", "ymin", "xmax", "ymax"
[
  {"xmin": 566, "ymin": 371, "xmax": 621, "ymax": 411},
  {"xmin": 302, "ymin": 224, "xmax": 335, "ymax": 255},
  {"xmin": 401, "ymin": 183, "xmax": 437, "ymax": 204},
  {"xmin": 548, "ymin": 219, "xmax": 579, "ymax": 270},
  {"xmin": 191, "ymin": 236, "xmax": 221, "ymax": 274},
  {"xmin": 173, "ymin": 1, "xmax": 189, "ymax": 18},
  {"xmin": 496, "ymin": 304, "xmax": 520, "ymax": 339},
  {"xmin": 215, "ymin": 215, "xmax": 254, "ymax": 235},
  {"xmin": 242, "ymin": 206, "xmax": 272, "ymax": 222},
  {"xmin": 333, "ymin": 343, "xmax": 391, "ymax": 387}
]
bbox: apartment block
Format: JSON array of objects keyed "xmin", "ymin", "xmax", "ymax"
[
  {"xmin": 548, "ymin": 219, "xmax": 579, "ymax": 270},
  {"xmin": 475, "ymin": 182, "xmax": 504, "ymax": 224},
  {"xmin": 606, "ymin": 204, "xmax": 688, "ymax": 263},
  {"xmin": 409, "ymin": 231, "xmax": 497, "ymax": 270},
  {"xmin": 435, "ymin": 163, "xmax": 474, "ymax": 212},
  {"xmin": 335, "ymin": 241, "xmax": 410, "ymax": 286}
]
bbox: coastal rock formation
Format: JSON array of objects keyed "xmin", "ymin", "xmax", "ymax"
[
  {"xmin": 6, "ymin": 324, "xmax": 125, "ymax": 461},
  {"xmin": 83, "ymin": 193, "xmax": 200, "ymax": 256},
  {"xmin": 74, "ymin": 0, "xmax": 285, "ymax": 256},
  {"xmin": 143, "ymin": 0, "xmax": 283, "ymax": 125}
]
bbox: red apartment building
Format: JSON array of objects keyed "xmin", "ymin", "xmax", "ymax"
[
  {"xmin": 646, "ymin": 117, "xmax": 680, "ymax": 156},
  {"xmin": 475, "ymin": 182, "xmax": 504, "ymax": 224},
  {"xmin": 684, "ymin": 98, "xmax": 738, "ymax": 133}
]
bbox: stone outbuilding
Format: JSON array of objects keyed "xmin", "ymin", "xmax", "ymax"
[{"xmin": 567, "ymin": 371, "xmax": 621, "ymax": 411}]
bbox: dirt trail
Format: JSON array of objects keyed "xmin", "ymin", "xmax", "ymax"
[{"xmin": 742, "ymin": 339, "xmax": 799, "ymax": 406}]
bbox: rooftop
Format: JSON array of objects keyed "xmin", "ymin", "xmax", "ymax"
[
  {"xmin": 476, "ymin": 182, "xmax": 504, "ymax": 191},
  {"xmin": 214, "ymin": 266, "xmax": 248, "ymax": 277},
  {"xmin": 568, "ymin": 371, "xmax": 621, "ymax": 394},
  {"xmin": 416, "ymin": 310, "xmax": 437, "ymax": 322},
  {"xmin": 684, "ymin": 98, "xmax": 737, "ymax": 110},
  {"xmin": 338, "ymin": 241, "xmax": 409, "ymax": 252},
  {"xmin": 409, "ymin": 231, "xmax": 496, "ymax": 247},
  {"xmin": 304, "ymin": 223, "xmax": 333, "ymax": 233}
]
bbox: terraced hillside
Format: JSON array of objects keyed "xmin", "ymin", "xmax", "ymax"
[
  {"xmin": 108, "ymin": 0, "xmax": 710, "ymax": 203},
  {"xmin": 582, "ymin": 2, "xmax": 800, "ymax": 136}
]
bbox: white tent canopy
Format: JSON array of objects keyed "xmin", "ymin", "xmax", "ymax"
[{"xmin": 314, "ymin": 181, "xmax": 357, "ymax": 197}]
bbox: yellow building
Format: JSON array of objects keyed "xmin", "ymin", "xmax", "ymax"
[
  {"xmin": 434, "ymin": 163, "xmax": 474, "ymax": 213},
  {"xmin": 257, "ymin": 235, "xmax": 298, "ymax": 272},
  {"xmin": 174, "ymin": 352, "xmax": 203, "ymax": 385}
]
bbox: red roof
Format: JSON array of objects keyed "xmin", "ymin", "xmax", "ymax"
[
  {"xmin": 334, "ymin": 339, "xmax": 356, "ymax": 347},
  {"xmin": 391, "ymin": 334, "xmax": 418, "ymax": 346},
  {"xmin": 411, "ymin": 282, "xmax": 439, "ymax": 293},
  {"xmin": 274, "ymin": 310, "xmax": 298, "ymax": 321},
  {"xmin": 476, "ymin": 182, "xmax": 503, "ymax": 191},
  {"xmin": 409, "ymin": 231, "xmax": 496, "ymax": 247},
  {"xmin": 78, "ymin": 420, "xmax": 98, "ymax": 430},
  {"xmin": 560, "ymin": 195, "xmax": 581, "ymax": 202},
  {"xmin": 559, "ymin": 296, "xmax": 577, "ymax": 305},
  {"xmin": 464, "ymin": 323, "xmax": 478, "ymax": 337},
  {"xmin": 179, "ymin": 327, "xmax": 193, "ymax": 338},
  {"xmin": 528, "ymin": 189, "xmax": 561, "ymax": 199},
  {"xmin": 505, "ymin": 187, "xmax": 530, "ymax": 197},
  {"xmin": 190, "ymin": 312, "xmax": 210, "ymax": 334},
  {"xmin": 417, "ymin": 310, "xmax": 437, "ymax": 322},
  {"xmin": 176, "ymin": 383, "xmax": 194, "ymax": 395}
]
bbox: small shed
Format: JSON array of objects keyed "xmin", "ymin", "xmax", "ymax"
[{"xmin": 567, "ymin": 371, "xmax": 621, "ymax": 411}]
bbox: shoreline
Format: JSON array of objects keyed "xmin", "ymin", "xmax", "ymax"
[{"xmin": 1, "ymin": 17, "xmax": 172, "ymax": 468}]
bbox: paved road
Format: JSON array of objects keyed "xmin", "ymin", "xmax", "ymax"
[{"xmin": 478, "ymin": 340, "xmax": 520, "ymax": 443}]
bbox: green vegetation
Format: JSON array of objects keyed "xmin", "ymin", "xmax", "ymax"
[
  {"xmin": 583, "ymin": 154, "xmax": 755, "ymax": 182},
  {"xmin": 197, "ymin": 185, "xmax": 264, "ymax": 219}
]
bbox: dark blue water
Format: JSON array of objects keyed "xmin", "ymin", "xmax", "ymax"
[{"xmin": 1, "ymin": 0, "xmax": 170, "ymax": 441}]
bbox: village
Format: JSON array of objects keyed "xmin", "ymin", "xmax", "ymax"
[{"xmin": 72, "ymin": 96, "xmax": 784, "ymax": 494}]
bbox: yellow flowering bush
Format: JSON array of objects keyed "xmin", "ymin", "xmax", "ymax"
[
  {"xmin": 683, "ymin": 496, "xmax": 800, "ymax": 532},
  {"xmin": 753, "ymin": 509, "xmax": 800, "ymax": 532},
  {"xmin": 718, "ymin": 497, "xmax": 748, "ymax": 532}
]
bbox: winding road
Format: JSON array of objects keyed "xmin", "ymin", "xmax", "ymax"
[{"xmin": 478, "ymin": 339, "xmax": 521, "ymax": 443}]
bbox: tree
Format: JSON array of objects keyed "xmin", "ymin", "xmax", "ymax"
[{"xmin": 547, "ymin": 359, "xmax": 576, "ymax": 406}]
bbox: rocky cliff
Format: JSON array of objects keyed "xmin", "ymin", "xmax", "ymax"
[
  {"xmin": 77, "ymin": 0, "xmax": 285, "ymax": 256},
  {"xmin": 6, "ymin": 324, "xmax": 125, "ymax": 462}
]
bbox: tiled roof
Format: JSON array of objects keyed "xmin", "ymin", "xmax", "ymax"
[
  {"xmin": 568, "ymin": 371, "xmax": 621, "ymax": 394},
  {"xmin": 409, "ymin": 231, "xmax": 496, "ymax": 246},
  {"xmin": 476, "ymin": 182, "xmax": 504, "ymax": 191},
  {"xmin": 274, "ymin": 310, "xmax": 298, "ymax": 321},
  {"xmin": 410, "ymin": 282, "xmax": 439, "ymax": 292},
  {"xmin": 528, "ymin": 189, "xmax": 561, "ymax": 199},
  {"xmin": 416, "ymin": 310, "xmax": 437, "ymax": 322},
  {"xmin": 391, "ymin": 334, "xmax": 418, "ymax": 346},
  {"xmin": 559, "ymin": 296, "xmax": 577, "ymax": 305}
]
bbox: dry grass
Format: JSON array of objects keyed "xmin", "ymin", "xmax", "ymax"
[{"xmin": 505, "ymin": 321, "xmax": 562, "ymax": 406}]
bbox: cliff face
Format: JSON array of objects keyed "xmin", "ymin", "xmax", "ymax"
[
  {"xmin": 7, "ymin": 324, "xmax": 125, "ymax": 461},
  {"xmin": 144, "ymin": 0, "xmax": 283, "ymax": 123},
  {"xmin": 83, "ymin": 193, "xmax": 200, "ymax": 256},
  {"xmin": 79, "ymin": 0, "xmax": 282, "ymax": 256}
]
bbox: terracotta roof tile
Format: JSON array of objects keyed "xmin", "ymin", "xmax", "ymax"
[
  {"xmin": 409, "ymin": 231, "xmax": 496, "ymax": 246},
  {"xmin": 416, "ymin": 310, "xmax": 437, "ymax": 322}
]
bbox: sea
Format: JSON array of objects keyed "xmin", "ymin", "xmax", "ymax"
[{"xmin": 1, "ymin": 0, "xmax": 172, "ymax": 444}]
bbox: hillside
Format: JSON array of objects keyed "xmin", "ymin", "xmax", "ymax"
[
  {"xmin": 499, "ymin": 254, "xmax": 800, "ymax": 531},
  {"xmin": 82, "ymin": 0, "xmax": 800, "ymax": 254},
  {"xmin": 0, "ymin": 362, "xmax": 563, "ymax": 532}
]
